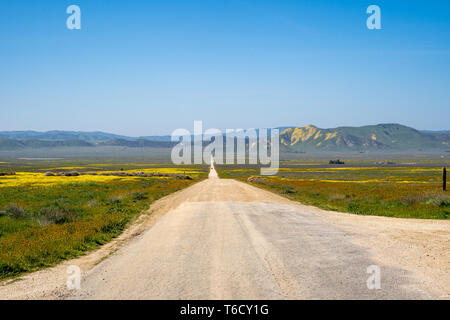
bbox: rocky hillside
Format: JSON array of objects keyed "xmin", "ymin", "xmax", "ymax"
[{"xmin": 279, "ymin": 124, "xmax": 450, "ymax": 151}]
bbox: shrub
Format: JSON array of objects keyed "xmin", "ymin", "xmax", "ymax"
[
  {"xmin": 39, "ymin": 205, "xmax": 78, "ymax": 225},
  {"xmin": 280, "ymin": 185, "xmax": 296, "ymax": 194},
  {"xmin": 2, "ymin": 204, "xmax": 27, "ymax": 219},
  {"xmin": 329, "ymin": 193, "xmax": 347, "ymax": 201},
  {"xmin": 132, "ymin": 192, "xmax": 148, "ymax": 201},
  {"xmin": 401, "ymin": 194, "xmax": 427, "ymax": 205},
  {"xmin": 108, "ymin": 194, "xmax": 124, "ymax": 204},
  {"xmin": 348, "ymin": 202, "xmax": 363, "ymax": 214},
  {"xmin": 64, "ymin": 171, "xmax": 79, "ymax": 177},
  {"xmin": 425, "ymin": 194, "xmax": 450, "ymax": 207},
  {"xmin": 86, "ymin": 199, "xmax": 99, "ymax": 208}
]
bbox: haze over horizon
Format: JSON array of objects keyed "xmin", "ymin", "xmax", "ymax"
[
  {"xmin": 0, "ymin": 122, "xmax": 449, "ymax": 139},
  {"xmin": 1, "ymin": 0, "xmax": 450, "ymax": 136},
  {"xmin": 3, "ymin": 122, "xmax": 450, "ymax": 139}
]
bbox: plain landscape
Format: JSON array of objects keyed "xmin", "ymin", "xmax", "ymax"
[
  {"xmin": 2, "ymin": 0, "xmax": 450, "ymax": 305},
  {"xmin": 0, "ymin": 123, "xmax": 449, "ymax": 299}
]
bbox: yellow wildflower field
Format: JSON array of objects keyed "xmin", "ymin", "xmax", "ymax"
[
  {"xmin": 217, "ymin": 164, "xmax": 449, "ymax": 219},
  {"xmin": 0, "ymin": 172, "xmax": 137, "ymax": 188},
  {"xmin": 0, "ymin": 167, "xmax": 205, "ymax": 188}
]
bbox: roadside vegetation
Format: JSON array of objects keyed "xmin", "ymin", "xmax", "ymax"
[
  {"xmin": 0, "ymin": 161, "xmax": 207, "ymax": 280},
  {"xmin": 217, "ymin": 164, "xmax": 449, "ymax": 220}
]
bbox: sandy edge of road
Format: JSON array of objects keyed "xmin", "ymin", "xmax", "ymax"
[
  {"xmin": 312, "ymin": 205, "xmax": 450, "ymax": 298},
  {"xmin": 1, "ymin": 178, "xmax": 449, "ymax": 299}
]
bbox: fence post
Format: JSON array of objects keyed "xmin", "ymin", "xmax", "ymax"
[{"xmin": 444, "ymin": 167, "xmax": 447, "ymax": 191}]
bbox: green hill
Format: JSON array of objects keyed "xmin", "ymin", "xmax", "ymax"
[
  {"xmin": 0, "ymin": 138, "xmax": 174, "ymax": 150},
  {"xmin": 99, "ymin": 139, "xmax": 176, "ymax": 148},
  {"xmin": 1, "ymin": 124, "xmax": 449, "ymax": 152},
  {"xmin": 279, "ymin": 124, "xmax": 450, "ymax": 152},
  {"xmin": 0, "ymin": 138, "xmax": 93, "ymax": 149},
  {"xmin": 0, "ymin": 131, "xmax": 132, "ymax": 142}
]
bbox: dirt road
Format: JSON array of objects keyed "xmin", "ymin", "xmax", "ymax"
[{"xmin": 1, "ymin": 166, "xmax": 449, "ymax": 299}]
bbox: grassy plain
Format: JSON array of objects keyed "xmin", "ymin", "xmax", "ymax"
[
  {"xmin": 217, "ymin": 160, "xmax": 450, "ymax": 220},
  {"xmin": 1, "ymin": 153, "xmax": 448, "ymax": 280},
  {"xmin": 0, "ymin": 159, "xmax": 208, "ymax": 279}
]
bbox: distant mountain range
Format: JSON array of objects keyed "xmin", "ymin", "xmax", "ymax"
[
  {"xmin": 0, "ymin": 139, "xmax": 93, "ymax": 149},
  {"xmin": 0, "ymin": 137, "xmax": 176, "ymax": 149},
  {"xmin": 99, "ymin": 139, "xmax": 176, "ymax": 148},
  {"xmin": 0, "ymin": 130, "xmax": 171, "ymax": 143},
  {"xmin": 0, "ymin": 124, "xmax": 449, "ymax": 151}
]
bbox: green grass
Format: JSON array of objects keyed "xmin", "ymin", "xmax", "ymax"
[
  {"xmin": 0, "ymin": 166, "xmax": 207, "ymax": 280},
  {"xmin": 217, "ymin": 164, "xmax": 449, "ymax": 220}
]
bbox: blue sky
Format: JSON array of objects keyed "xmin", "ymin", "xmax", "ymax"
[{"xmin": 1, "ymin": 0, "xmax": 449, "ymax": 136}]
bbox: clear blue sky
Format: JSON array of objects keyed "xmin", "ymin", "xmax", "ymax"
[{"xmin": 1, "ymin": 0, "xmax": 449, "ymax": 136}]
